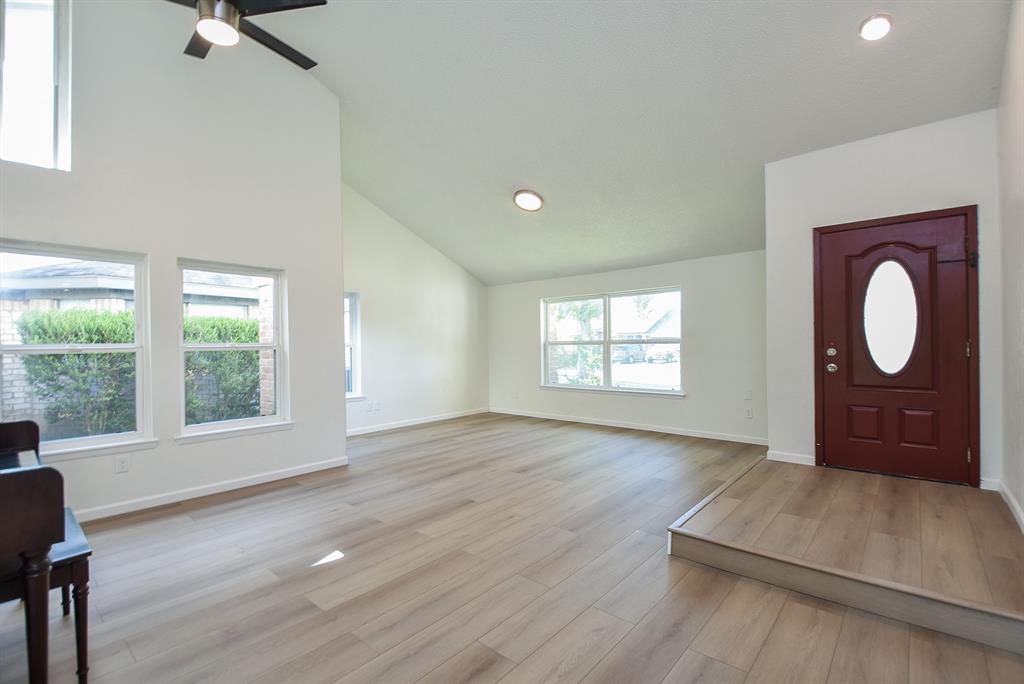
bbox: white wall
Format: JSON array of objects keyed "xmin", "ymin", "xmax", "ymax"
[
  {"xmin": 0, "ymin": 0, "xmax": 346, "ymax": 519},
  {"xmin": 342, "ymin": 185, "xmax": 488, "ymax": 434},
  {"xmin": 765, "ymin": 110, "xmax": 1004, "ymax": 486},
  {"xmin": 999, "ymin": 1, "xmax": 1024, "ymax": 523},
  {"xmin": 488, "ymin": 251, "xmax": 768, "ymax": 444}
]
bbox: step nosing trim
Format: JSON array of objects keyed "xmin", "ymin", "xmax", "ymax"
[{"xmin": 669, "ymin": 526, "xmax": 1024, "ymax": 623}]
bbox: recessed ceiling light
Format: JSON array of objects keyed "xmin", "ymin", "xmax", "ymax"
[
  {"xmin": 859, "ymin": 13, "xmax": 893, "ymax": 41},
  {"xmin": 513, "ymin": 189, "xmax": 543, "ymax": 212}
]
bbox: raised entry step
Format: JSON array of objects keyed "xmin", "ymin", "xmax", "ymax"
[{"xmin": 668, "ymin": 458, "xmax": 1024, "ymax": 655}]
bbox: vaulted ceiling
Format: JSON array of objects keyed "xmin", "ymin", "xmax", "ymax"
[{"xmin": 252, "ymin": 0, "xmax": 1011, "ymax": 284}]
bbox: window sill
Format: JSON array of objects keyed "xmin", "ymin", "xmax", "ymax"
[
  {"xmin": 346, "ymin": 394, "xmax": 366, "ymax": 402},
  {"xmin": 42, "ymin": 437, "xmax": 160, "ymax": 463},
  {"xmin": 539, "ymin": 385, "xmax": 686, "ymax": 399},
  {"xmin": 175, "ymin": 420, "xmax": 295, "ymax": 445}
]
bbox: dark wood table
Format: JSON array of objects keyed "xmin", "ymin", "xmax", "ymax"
[{"xmin": 1, "ymin": 448, "xmax": 66, "ymax": 683}]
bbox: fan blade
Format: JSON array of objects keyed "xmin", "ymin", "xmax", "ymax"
[
  {"xmin": 164, "ymin": 0, "xmax": 197, "ymax": 7},
  {"xmin": 239, "ymin": 19, "xmax": 316, "ymax": 69},
  {"xmin": 184, "ymin": 31, "xmax": 213, "ymax": 59},
  {"xmin": 236, "ymin": 0, "xmax": 326, "ymax": 17}
]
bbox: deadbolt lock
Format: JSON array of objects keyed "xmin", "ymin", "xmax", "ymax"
[{"xmin": 826, "ymin": 347, "xmax": 838, "ymax": 357}]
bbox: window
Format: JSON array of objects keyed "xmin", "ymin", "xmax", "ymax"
[
  {"xmin": 180, "ymin": 262, "xmax": 286, "ymax": 432},
  {"xmin": 344, "ymin": 293, "xmax": 361, "ymax": 397},
  {"xmin": 0, "ymin": 0, "xmax": 71, "ymax": 170},
  {"xmin": 543, "ymin": 288, "xmax": 682, "ymax": 394},
  {"xmin": 0, "ymin": 242, "xmax": 149, "ymax": 449}
]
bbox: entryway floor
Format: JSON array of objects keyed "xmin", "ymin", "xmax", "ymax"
[{"xmin": 679, "ymin": 459, "xmax": 1024, "ymax": 613}]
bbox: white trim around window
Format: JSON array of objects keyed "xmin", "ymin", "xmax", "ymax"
[
  {"xmin": 177, "ymin": 259, "xmax": 289, "ymax": 438},
  {"xmin": 0, "ymin": 239, "xmax": 152, "ymax": 456},
  {"xmin": 0, "ymin": 0, "xmax": 73, "ymax": 170},
  {"xmin": 344, "ymin": 292, "xmax": 362, "ymax": 399},
  {"xmin": 541, "ymin": 286, "xmax": 683, "ymax": 396}
]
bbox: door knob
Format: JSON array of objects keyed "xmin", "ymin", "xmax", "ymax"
[{"xmin": 826, "ymin": 363, "xmax": 839, "ymax": 373}]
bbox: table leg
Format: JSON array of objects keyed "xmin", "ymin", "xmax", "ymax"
[
  {"xmin": 22, "ymin": 550, "xmax": 51, "ymax": 684},
  {"xmin": 73, "ymin": 559, "xmax": 89, "ymax": 684}
]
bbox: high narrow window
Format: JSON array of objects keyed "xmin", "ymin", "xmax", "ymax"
[
  {"xmin": 0, "ymin": 242, "xmax": 149, "ymax": 450},
  {"xmin": 180, "ymin": 262, "xmax": 287, "ymax": 432},
  {"xmin": 543, "ymin": 288, "xmax": 682, "ymax": 394},
  {"xmin": 0, "ymin": 0, "xmax": 72, "ymax": 170},
  {"xmin": 344, "ymin": 293, "xmax": 361, "ymax": 397}
]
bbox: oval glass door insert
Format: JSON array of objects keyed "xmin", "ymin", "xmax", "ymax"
[{"xmin": 863, "ymin": 259, "xmax": 918, "ymax": 374}]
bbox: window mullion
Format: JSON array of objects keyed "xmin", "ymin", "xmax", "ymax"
[
  {"xmin": 0, "ymin": 343, "xmax": 140, "ymax": 355},
  {"xmin": 182, "ymin": 343, "xmax": 275, "ymax": 352},
  {"xmin": 603, "ymin": 295, "xmax": 611, "ymax": 388},
  {"xmin": 135, "ymin": 343, "xmax": 144, "ymax": 442}
]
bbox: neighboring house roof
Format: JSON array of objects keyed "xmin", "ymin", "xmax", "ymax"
[
  {"xmin": 0, "ymin": 261, "xmax": 264, "ymax": 302},
  {"xmin": 614, "ymin": 304, "xmax": 680, "ymax": 339},
  {"xmin": 2, "ymin": 261, "xmax": 134, "ymax": 280}
]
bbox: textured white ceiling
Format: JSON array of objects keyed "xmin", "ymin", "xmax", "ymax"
[{"xmin": 252, "ymin": 0, "xmax": 1011, "ymax": 284}]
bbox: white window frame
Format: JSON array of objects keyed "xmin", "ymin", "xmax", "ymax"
[
  {"xmin": 0, "ymin": 239, "xmax": 153, "ymax": 457},
  {"xmin": 541, "ymin": 286, "xmax": 684, "ymax": 396},
  {"xmin": 177, "ymin": 259, "xmax": 289, "ymax": 438},
  {"xmin": 0, "ymin": 0, "xmax": 73, "ymax": 170},
  {"xmin": 345, "ymin": 292, "xmax": 362, "ymax": 399}
]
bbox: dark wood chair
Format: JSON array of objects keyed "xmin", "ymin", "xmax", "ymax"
[
  {"xmin": 0, "ymin": 509, "xmax": 92, "ymax": 683},
  {"xmin": 0, "ymin": 419, "xmax": 40, "ymax": 458},
  {"xmin": 1, "ymin": 420, "xmax": 91, "ymax": 683}
]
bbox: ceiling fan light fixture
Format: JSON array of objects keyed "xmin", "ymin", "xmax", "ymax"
[
  {"xmin": 513, "ymin": 189, "xmax": 543, "ymax": 212},
  {"xmin": 196, "ymin": 0, "xmax": 241, "ymax": 47}
]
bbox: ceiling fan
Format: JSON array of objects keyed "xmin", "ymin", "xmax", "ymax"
[{"xmin": 165, "ymin": 0, "xmax": 325, "ymax": 70}]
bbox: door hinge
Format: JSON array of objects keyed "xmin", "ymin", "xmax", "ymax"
[
  {"xmin": 966, "ymin": 340, "xmax": 971, "ymax": 358},
  {"xmin": 967, "ymin": 447, "xmax": 972, "ymax": 464},
  {"xmin": 964, "ymin": 237, "xmax": 979, "ymax": 268}
]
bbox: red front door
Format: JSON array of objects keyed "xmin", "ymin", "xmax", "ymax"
[{"xmin": 814, "ymin": 206, "xmax": 979, "ymax": 486}]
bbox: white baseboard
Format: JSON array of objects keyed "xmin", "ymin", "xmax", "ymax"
[
  {"xmin": 766, "ymin": 449, "xmax": 815, "ymax": 466},
  {"xmin": 489, "ymin": 408, "xmax": 768, "ymax": 446},
  {"xmin": 74, "ymin": 456, "xmax": 349, "ymax": 523},
  {"xmin": 980, "ymin": 478, "xmax": 1024, "ymax": 534},
  {"xmin": 995, "ymin": 480, "xmax": 1024, "ymax": 534},
  {"xmin": 346, "ymin": 408, "xmax": 490, "ymax": 437}
]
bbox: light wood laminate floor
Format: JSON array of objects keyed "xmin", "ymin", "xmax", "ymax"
[
  {"xmin": 1, "ymin": 414, "xmax": 1022, "ymax": 683},
  {"xmin": 682, "ymin": 459, "xmax": 1024, "ymax": 613}
]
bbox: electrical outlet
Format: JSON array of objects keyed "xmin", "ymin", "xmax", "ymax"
[
  {"xmin": 745, "ymin": 408, "xmax": 754, "ymax": 419},
  {"xmin": 744, "ymin": 389, "xmax": 753, "ymax": 401},
  {"xmin": 114, "ymin": 454, "xmax": 130, "ymax": 474}
]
